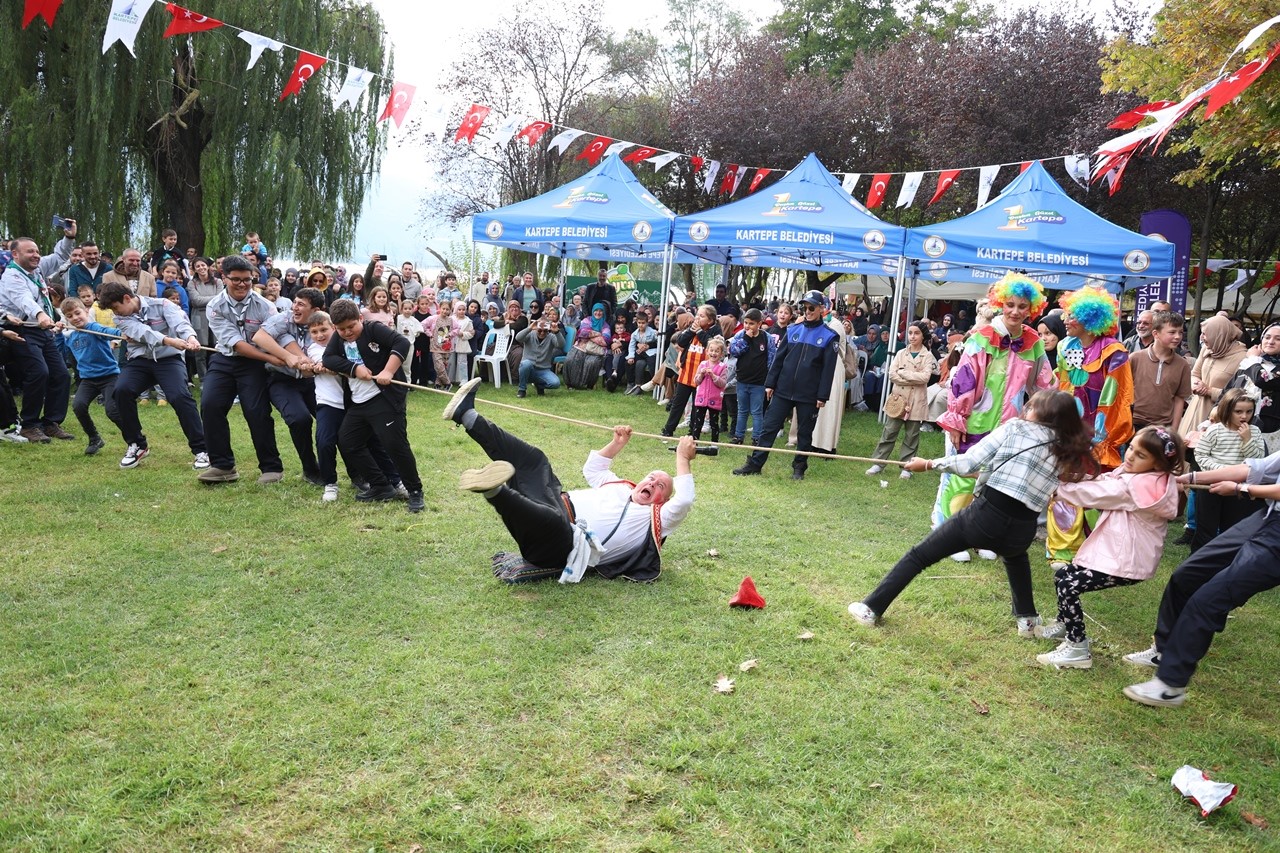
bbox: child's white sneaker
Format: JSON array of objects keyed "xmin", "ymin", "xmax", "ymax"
[
  {"xmin": 899, "ymin": 468, "xmax": 911, "ymax": 479},
  {"xmin": 865, "ymin": 464, "xmax": 884, "ymax": 475},
  {"xmin": 847, "ymin": 602, "xmax": 879, "ymax": 626},
  {"xmin": 1036, "ymin": 620, "xmax": 1066, "ymax": 641},
  {"xmin": 1037, "ymin": 640, "xmax": 1092, "ymax": 669},
  {"xmin": 322, "ymin": 484, "xmax": 338, "ymax": 502},
  {"xmin": 949, "ymin": 550, "xmax": 971, "ymax": 563},
  {"xmin": 1016, "ymin": 615, "xmax": 1042, "ymax": 638},
  {"xmin": 1122, "ymin": 645, "xmax": 1161, "ymax": 668},
  {"xmin": 1123, "ymin": 677, "xmax": 1186, "ymax": 707},
  {"xmin": 976, "ymin": 549, "xmax": 998, "ymax": 560}
]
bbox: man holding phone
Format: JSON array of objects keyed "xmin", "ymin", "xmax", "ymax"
[{"xmin": 0, "ymin": 217, "xmax": 78, "ymax": 442}]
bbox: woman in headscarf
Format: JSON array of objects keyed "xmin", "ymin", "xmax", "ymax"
[
  {"xmin": 1179, "ymin": 314, "xmax": 1249, "ymax": 440},
  {"xmin": 564, "ymin": 302, "xmax": 611, "ymax": 390},
  {"xmin": 1227, "ymin": 322, "xmax": 1280, "ymax": 453},
  {"xmin": 932, "ymin": 313, "xmax": 955, "ymax": 349},
  {"xmin": 1036, "ymin": 310, "xmax": 1067, "ymax": 370},
  {"xmin": 851, "ymin": 305, "xmax": 869, "ymax": 337}
]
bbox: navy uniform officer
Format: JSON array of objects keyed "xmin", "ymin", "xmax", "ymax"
[
  {"xmin": 732, "ymin": 290, "xmax": 839, "ymax": 481},
  {"xmin": 252, "ymin": 286, "xmax": 327, "ymax": 485},
  {"xmin": 198, "ymin": 255, "xmax": 285, "ymax": 485}
]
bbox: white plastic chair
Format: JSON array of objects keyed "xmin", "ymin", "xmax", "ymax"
[{"xmin": 475, "ymin": 327, "xmax": 514, "ymax": 388}]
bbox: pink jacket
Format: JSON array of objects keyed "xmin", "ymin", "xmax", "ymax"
[
  {"xmin": 693, "ymin": 361, "xmax": 727, "ymax": 410},
  {"xmin": 1055, "ymin": 471, "xmax": 1179, "ymax": 580}
]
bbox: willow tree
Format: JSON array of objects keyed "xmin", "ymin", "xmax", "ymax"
[{"xmin": 0, "ymin": 0, "xmax": 391, "ymax": 257}]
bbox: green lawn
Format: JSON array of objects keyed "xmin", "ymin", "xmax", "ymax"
[{"xmin": 2, "ymin": 385, "xmax": 1277, "ymax": 851}]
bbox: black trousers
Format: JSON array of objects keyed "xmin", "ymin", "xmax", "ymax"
[
  {"xmin": 12, "ymin": 327, "xmax": 69, "ymax": 429},
  {"xmin": 743, "ymin": 394, "xmax": 819, "ymax": 474},
  {"xmin": 1191, "ymin": 489, "xmax": 1261, "ymax": 551},
  {"xmin": 467, "ymin": 414, "xmax": 574, "ymax": 569},
  {"xmin": 200, "ymin": 354, "xmax": 281, "ymax": 473},
  {"xmin": 863, "ymin": 490, "xmax": 1039, "ymax": 618},
  {"xmin": 661, "ymin": 382, "xmax": 696, "ymax": 436},
  {"xmin": 338, "ymin": 394, "xmax": 421, "ymax": 492},
  {"xmin": 115, "ymin": 356, "xmax": 205, "ymax": 453},
  {"xmin": 268, "ymin": 373, "xmax": 319, "ymax": 476},
  {"xmin": 1153, "ymin": 508, "xmax": 1280, "ymax": 687},
  {"xmin": 72, "ymin": 374, "xmax": 123, "ymax": 442}
]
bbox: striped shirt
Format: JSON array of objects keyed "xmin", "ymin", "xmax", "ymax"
[
  {"xmin": 1195, "ymin": 422, "xmax": 1267, "ymax": 470},
  {"xmin": 933, "ymin": 419, "xmax": 1061, "ymax": 512}
]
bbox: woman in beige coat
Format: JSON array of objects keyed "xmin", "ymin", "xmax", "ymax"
[
  {"xmin": 1178, "ymin": 315, "xmax": 1248, "ymax": 439},
  {"xmin": 867, "ymin": 322, "xmax": 938, "ymax": 478}
]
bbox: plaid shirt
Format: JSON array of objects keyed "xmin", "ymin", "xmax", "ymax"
[{"xmin": 933, "ymin": 419, "xmax": 1060, "ymax": 512}]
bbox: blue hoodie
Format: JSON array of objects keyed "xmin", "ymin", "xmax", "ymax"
[{"xmin": 63, "ymin": 322, "xmax": 122, "ymax": 379}]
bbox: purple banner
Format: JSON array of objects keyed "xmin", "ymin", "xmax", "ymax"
[{"xmin": 1138, "ymin": 209, "xmax": 1192, "ymax": 315}]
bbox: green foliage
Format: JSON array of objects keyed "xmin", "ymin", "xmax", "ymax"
[{"xmin": 0, "ymin": 0, "xmax": 392, "ymax": 257}]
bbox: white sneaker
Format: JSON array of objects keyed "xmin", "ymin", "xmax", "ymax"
[
  {"xmin": 322, "ymin": 484, "xmax": 339, "ymax": 502},
  {"xmin": 899, "ymin": 469, "xmax": 912, "ymax": 480},
  {"xmin": 950, "ymin": 550, "xmax": 971, "ymax": 563},
  {"xmin": 1016, "ymin": 615, "xmax": 1043, "ymax": 638},
  {"xmin": 0, "ymin": 426, "xmax": 29, "ymax": 443},
  {"xmin": 1036, "ymin": 620, "xmax": 1067, "ymax": 641},
  {"xmin": 1037, "ymin": 640, "xmax": 1092, "ymax": 669},
  {"xmin": 1123, "ymin": 645, "xmax": 1161, "ymax": 668},
  {"xmin": 976, "ymin": 549, "xmax": 998, "ymax": 560},
  {"xmin": 1123, "ymin": 677, "xmax": 1186, "ymax": 707},
  {"xmin": 847, "ymin": 601, "xmax": 879, "ymax": 626},
  {"xmin": 192, "ymin": 452, "xmax": 210, "ymax": 470},
  {"xmin": 120, "ymin": 443, "xmax": 149, "ymax": 469},
  {"xmin": 865, "ymin": 464, "xmax": 884, "ymax": 475},
  {"xmin": 640, "ymin": 380, "xmax": 655, "ymax": 392}
]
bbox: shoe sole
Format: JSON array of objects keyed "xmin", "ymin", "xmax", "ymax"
[
  {"xmin": 1123, "ymin": 685, "xmax": 1185, "ymax": 707},
  {"xmin": 459, "ymin": 461, "xmax": 515, "ymax": 492},
  {"xmin": 442, "ymin": 377, "xmax": 483, "ymax": 421},
  {"xmin": 198, "ymin": 472, "xmax": 240, "ymax": 483},
  {"xmin": 1036, "ymin": 655, "xmax": 1092, "ymax": 669}
]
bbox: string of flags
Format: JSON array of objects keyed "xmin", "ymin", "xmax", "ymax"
[{"xmin": 22, "ymin": 2, "xmax": 1280, "ymax": 207}]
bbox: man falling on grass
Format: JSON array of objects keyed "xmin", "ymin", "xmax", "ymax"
[{"xmin": 443, "ymin": 377, "xmax": 697, "ymax": 583}]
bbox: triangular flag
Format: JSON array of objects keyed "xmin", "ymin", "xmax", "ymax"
[
  {"xmin": 419, "ymin": 101, "xmax": 449, "ymax": 138},
  {"xmin": 1095, "ymin": 152, "xmax": 1132, "ymax": 196},
  {"xmin": 453, "ymin": 103, "xmax": 490, "ymax": 142},
  {"xmin": 748, "ymin": 168, "xmax": 772, "ymax": 193},
  {"xmin": 648, "ymin": 152, "xmax": 681, "ymax": 171},
  {"xmin": 22, "ymin": 0, "xmax": 64, "ymax": 28},
  {"xmin": 690, "ymin": 155, "xmax": 705, "ymax": 171},
  {"xmin": 841, "ymin": 173, "xmax": 860, "ymax": 195},
  {"xmin": 576, "ymin": 135, "xmax": 612, "ymax": 165},
  {"xmin": 1223, "ymin": 14, "xmax": 1280, "ymax": 70},
  {"xmin": 1063, "ymin": 155, "xmax": 1091, "ymax": 188},
  {"xmin": 865, "ymin": 173, "xmax": 890, "ymax": 209},
  {"xmin": 334, "ymin": 66, "xmax": 373, "ymax": 110},
  {"xmin": 1107, "ymin": 100, "xmax": 1177, "ymax": 130},
  {"xmin": 1019, "ymin": 161, "xmax": 1034, "ymax": 174},
  {"xmin": 730, "ymin": 165, "xmax": 748, "ymax": 195},
  {"xmin": 516, "ymin": 121, "xmax": 552, "ymax": 146},
  {"xmin": 1203, "ymin": 43, "xmax": 1280, "ymax": 118},
  {"xmin": 895, "ymin": 171, "xmax": 923, "ymax": 207},
  {"xmin": 279, "ymin": 51, "xmax": 326, "ymax": 101},
  {"xmin": 102, "ymin": 0, "xmax": 154, "ymax": 56},
  {"xmin": 702, "ymin": 160, "xmax": 721, "ymax": 194},
  {"xmin": 729, "ymin": 576, "xmax": 766, "ymax": 609},
  {"xmin": 377, "ymin": 81, "xmax": 416, "ymax": 128},
  {"xmin": 489, "ymin": 115, "xmax": 524, "ymax": 147},
  {"xmin": 928, "ymin": 169, "xmax": 960, "ymax": 205},
  {"xmin": 238, "ymin": 31, "xmax": 284, "ymax": 69},
  {"xmin": 719, "ymin": 164, "xmax": 738, "ymax": 194},
  {"xmin": 603, "ymin": 140, "xmax": 632, "ymax": 159},
  {"xmin": 162, "ymin": 3, "xmax": 222, "ymax": 38},
  {"xmin": 976, "ymin": 164, "xmax": 1000, "ymax": 208},
  {"xmin": 623, "ymin": 146, "xmax": 659, "ymax": 163},
  {"xmin": 546, "ymin": 128, "xmax": 585, "ymax": 155}
]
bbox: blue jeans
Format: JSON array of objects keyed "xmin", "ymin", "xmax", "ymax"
[
  {"xmin": 519, "ymin": 361, "xmax": 560, "ymax": 392},
  {"xmin": 736, "ymin": 382, "xmax": 766, "ymax": 442}
]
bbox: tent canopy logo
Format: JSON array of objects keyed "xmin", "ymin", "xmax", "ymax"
[
  {"xmin": 632, "ymin": 221, "xmax": 653, "ymax": 242},
  {"xmin": 553, "ymin": 186, "xmax": 610, "ymax": 209},
  {"xmin": 998, "ymin": 205, "xmax": 1066, "ymax": 231},
  {"xmin": 761, "ymin": 192, "xmax": 824, "ymax": 217},
  {"xmin": 1124, "ymin": 249, "xmax": 1152, "ymax": 273},
  {"xmin": 485, "ymin": 220, "xmax": 504, "ymax": 239}
]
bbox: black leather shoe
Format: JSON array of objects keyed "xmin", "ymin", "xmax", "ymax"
[{"xmin": 732, "ymin": 465, "xmax": 761, "ymax": 476}]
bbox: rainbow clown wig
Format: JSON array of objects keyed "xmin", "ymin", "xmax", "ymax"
[
  {"xmin": 986, "ymin": 272, "xmax": 1047, "ymax": 321},
  {"xmin": 1058, "ymin": 286, "xmax": 1120, "ymax": 337}
]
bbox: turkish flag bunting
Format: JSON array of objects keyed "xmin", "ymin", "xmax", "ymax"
[
  {"xmin": 516, "ymin": 121, "xmax": 551, "ymax": 146},
  {"xmin": 928, "ymin": 169, "xmax": 960, "ymax": 205},
  {"xmin": 1019, "ymin": 161, "xmax": 1034, "ymax": 173},
  {"xmin": 1107, "ymin": 100, "xmax": 1177, "ymax": 130},
  {"xmin": 1263, "ymin": 262, "xmax": 1280, "ymax": 289},
  {"xmin": 865, "ymin": 173, "xmax": 891, "ymax": 209},
  {"xmin": 279, "ymin": 51, "xmax": 327, "ymax": 101},
  {"xmin": 1203, "ymin": 43, "xmax": 1280, "ymax": 118},
  {"xmin": 380, "ymin": 82, "xmax": 417, "ymax": 128},
  {"xmin": 748, "ymin": 169, "xmax": 772, "ymax": 193},
  {"xmin": 576, "ymin": 135, "xmax": 612, "ymax": 165},
  {"xmin": 163, "ymin": 3, "xmax": 224, "ymax": 38},
  {"xmin": 690, "ymin": 155, "xmax": 705, "ymax": 171},
  {"xmin": 1094, "ymin": 151, "xmax": 1133, "ymax": 196},
  {"xmin": 622, "ymin": 146, "xmax": 659, "ymax": 163},
  {"xmin": 453, "ymin": 103, "xmax": 490, "ymax": 142},
  {"xmin": 719, "ymin": 164, "xmax": 738, "ymax": 194},
  {"xmin": 22, "ymin": 0, "xmax": 63, "ymax": 28}
]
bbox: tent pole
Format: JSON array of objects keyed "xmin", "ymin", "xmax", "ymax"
[{"xmin": 879, "ymin": 257, "xmax": 908, "ymax": 423}]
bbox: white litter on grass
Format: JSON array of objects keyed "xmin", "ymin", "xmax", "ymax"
[
  {"xmin": 879, "ymin": 480, "xmax": 889, "ymax": 488},
  {"xmin": 1171, "ymin": 765, "xmax": 1237, "ymax": 816}
]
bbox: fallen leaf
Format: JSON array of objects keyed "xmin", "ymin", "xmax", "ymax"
[
  {"xmin": 970, "ymin": 699, "xmax": 990, "ymax": 715},
  {"xmin": 1241, "ymin": 811, "xmax": 1269, "ymax": 829},
  {"xmin": 738, "ymin": 659, "xmax": 759, "ymax": 672},
  {"xmin": 869, "ymin": 782, "xmax": 882, "ymax": 789},
  {"xmin": 706, "ymin": 548, "xmax": 720, "ymax": 558},
  {"xmin": 713, "ymin": 674, "xmax": 735, "ymax": 694},
  {"xmin": 798, "ymin": 630, "xmax": 815, "ymax": 641},
  {"xmin": 211, "ymin": 545, "xmax": 228, "ymax": 554}
]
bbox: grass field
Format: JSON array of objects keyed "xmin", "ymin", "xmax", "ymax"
[{"xmin": 2, "ymin": 383, "xmax": 1278, "ymax": 851}]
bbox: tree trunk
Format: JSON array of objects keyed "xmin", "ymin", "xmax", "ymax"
[{"xmin": 141, "ymin": 53, "xmax": 211, "ymax": 254}]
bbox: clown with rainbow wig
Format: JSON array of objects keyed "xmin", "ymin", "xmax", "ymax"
[
  {"xmin": 1046, "ymin": 285, "xmax": 1134, "ymax": 564},
  {"xmin": 932, "ymin": 273, "xmax": 1057, "ymax": 561}
]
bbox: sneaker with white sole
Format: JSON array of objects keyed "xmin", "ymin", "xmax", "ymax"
[
  {"xmin": 976, "ymin": 549, "xmax": 998, "ymax": 560},
  {"xmin": 460, "ymin": 460, "xmax": 515, "ymax": 492},
  {"xmin": 847, "ymin": 601, "xmax": 880, "ymax": 626},
  {"xmin": 1036, "ymin": 620, "xmax": 1066, "ymax": 641},
  {"xmin": 865, "ymin": 464, "xmax": 884, "ymax": 475},
  {"xmin": 392, "ymin": 482, "xmax": 410, "ymax": 500},
  {"xmin": 1122, "ymin": 645, "xmax": 1161, "ymax": 668},
  {"xmin": 443, "ymin": 377, "xmax": 482, "ymax": 423},
  {"xmin": 0, "ymin": 426, "xmax": 29, "ymax": 443},
  {"xmin": 950, "ymin": 550, "xmax": 971, "ymax": 563},
  {"xmin": 1037, "ymin": 640, "xmax": 1092, "ymax": 669},
  {"xmin": 322, "ymin": 484, "xmax": 339, "ymax": 502},
  {"xmin": 1016, "ymin": 615, "xmax": 1043, "ymax": 638},
  {"xmin": 1123, "ymin": 677, "xmax": 1186, "ymax": 707},
  {"xmin": 899, "ymin": 469, "xmax": 912, "ymax": 479},
  {"xmin": 192, "ymin": 452, "xmax": 210, "ymax": 470},
  {"xmin": 120, "ymin": 443, "xmax": 149, "ymax": 469}
]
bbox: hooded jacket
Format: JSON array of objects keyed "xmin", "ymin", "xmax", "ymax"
[{"xmin": 1054, "ymin": 470, "xmax": 1179, "ymax": 580}]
